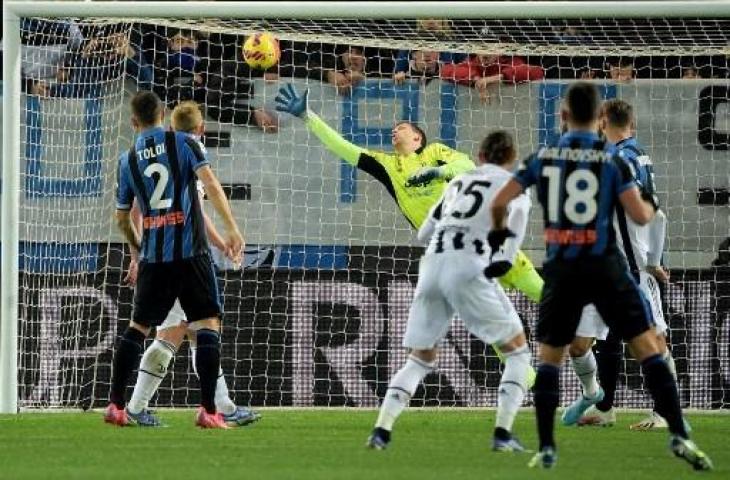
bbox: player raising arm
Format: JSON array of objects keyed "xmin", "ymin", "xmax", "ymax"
[
  {"xmin": 366, "ymin": 131, "xmax": 532, "ymax": 453},
  {"xmin": 107, "ymin": 91, "xmax": 243, "ymax": 429},
  {"xmin": 123, "ymin": 101, "xmax": 259, "ymax": 427},
  {"xmin": 490, "ymin": 82, "xmax": 711, "ymax": 470}
]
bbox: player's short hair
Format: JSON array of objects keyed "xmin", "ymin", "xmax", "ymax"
[
  {"xmin": 565, "ymin": 82, "xmax": 600, "ymax": 125},
  {"xmin": 171, "ymin": 101, "xmax": 203, "ymax": 133},
  {"xmin": 396, "ymin": 121, "xmax": 427, "ymax": 153},
  {"xmin": 479, "ymin": 130, "xmax": 515, "ymax": 166},
  {"xmin": 600, "ymin": 99, "xmax": 633, "ymax": 129},
  {"xmin": 130, "ymin": 91, "xmax": 163, "ymax": 127}
]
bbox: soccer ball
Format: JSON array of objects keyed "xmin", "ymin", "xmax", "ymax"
[{"xmin": 242, "ymin": 32, "xmax": 280, "ymax": 70}]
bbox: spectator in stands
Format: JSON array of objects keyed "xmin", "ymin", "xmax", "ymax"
[
  {"xmin": 20, "ymin": 19, "xmax": 84, "ymax": 95},
  {"xmin": 393, "ymin": 19, "xmax": 466, "ymax": 85},
  {"xmin": 322, "ymin": 46, "xmax": 368, "ymax": 95},
  {"xmin": 682, "ymin": 66, "xmax": 700, "ymax": 79},
  {"xmin": 201, "ymin": 36, "xmax": 278, "ymax": 133},
  {"xmin": 38, "ymin": 25, "xmax": 130, "ymax": 98},
  {"xmin": 440, "ymin": 53, "xmax": 545, "ymax": 103},
  {"xmin": 30, "ymin": 25, "xmax": 153, "ymax": 98},
  {"xmin": 153, "ymin": 29, "xmax": 204, "ymax": 104},
  {"xmin": 607, "ymin": 57, "xmax": 634, "ymax": 82},
  {"xmin": 393, "ymin": 49, "xmax": 445, "ymax": 84}
]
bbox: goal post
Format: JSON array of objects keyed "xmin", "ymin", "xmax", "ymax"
[{"xmin": 3, "ymin": 1, "xmax": 730, "ymax": 414}]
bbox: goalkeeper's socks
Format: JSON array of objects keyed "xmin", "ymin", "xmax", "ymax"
[
  {"xmin": 191, "ymin": 346, "xmax": 237, "ymax": 415},
  {"xmin": 495, "ymin": 345, "xmax": 530, "ymax": 434},
  {"xmin": 109, "ymin": 327, "xmax": 146, "ymax": 409},
  {"xmin": 195, "ymin": 329, "xmax": 221, "ymax": 414},
  {"xmin": 594, "ymin": 334, "xmax": 622, "ymax": 412},
  {"xmin": 374, "ymin": 355, "xmax": 435, "ymax": 431},
  {"xmin": 127, "ymin": 339, "xmax": 175, "ymax": 414},
  {"xmin": 534, "ymin": 364, "xmax": 560, "ymax": 450},
  {"xmin": 642, "ymin": 354, "xmax": 688, "ymax": 439},
  {"xmin": 570, "ymin": 350, "xmax": 599, "ymax": 398}
]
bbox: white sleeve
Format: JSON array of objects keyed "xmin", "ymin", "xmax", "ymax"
[
  {"xmin": 646, "ymin": 208, "xmax": 667, "ymax": 266},
  {"xmin": 417, "ymin": 200, "xmax": 443, "ymax": 244},
  {"xmin": 501, "ymin": 193, "xmax": 531, "ymax": 263}
]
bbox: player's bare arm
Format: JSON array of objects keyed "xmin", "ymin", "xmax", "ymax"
[
  {"xmin": 618, "ymin": 186, "xmax": 655, "ymax": 225},
  {"xmin": 124, "ymin": 200, "xmax": 144, "ymax": 285},
  {"xmin": 199, "ymin": 190, "xmax": 229, "ymax": 255},
  {"xmin": 196, "ymin": 165, "xmax": 244, "ymax": 264},
  {"xmin": 491, "ymin": 178, "xmax": 525, "ymax": 230},
  {"xmin": 115, "ymin": 208, "xmax": 141, "ymax": 256}
]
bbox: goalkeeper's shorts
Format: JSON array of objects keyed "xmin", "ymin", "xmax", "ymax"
[{"xmin": 497, "ymin": 250, "xmax": 544, "ymax": 303}]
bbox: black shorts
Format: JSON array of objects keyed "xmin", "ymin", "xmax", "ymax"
[
  {"xmin": 133, "ymin": 254, "xmax": 222, "ymax": 327},
  {"xmin": 537, "ymin": 251, "xmax": 653, "ymax": 347}
]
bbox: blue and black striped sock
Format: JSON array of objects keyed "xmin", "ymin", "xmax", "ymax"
[
  {"xmin": 110, "ymin": 327, "xmax": 145, "ymax": 409},
  {"xmin": 534, "ymin": 364, "xmax": 560, "ymax": 450},
  {"xmin": 642, "ymin": 354, "xmax": 688, "ymax": 438}
]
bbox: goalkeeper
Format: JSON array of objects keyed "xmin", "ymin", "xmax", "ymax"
[{"xmin": 275, "ymin": 84, "xmax": 542, "ymax": 368}]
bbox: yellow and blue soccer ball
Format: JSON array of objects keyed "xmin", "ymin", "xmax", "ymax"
[{"xmin": 242, "ymin": 32, "xmax": 280, "ymax": 70}]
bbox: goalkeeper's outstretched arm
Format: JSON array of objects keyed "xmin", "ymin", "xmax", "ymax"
[{"xmin": 275, "ymin": 84, "xmax": 365, "ymax": 167}]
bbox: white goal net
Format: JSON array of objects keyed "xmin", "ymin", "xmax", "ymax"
[{"xmin": 7, "ymin": 12, "xmax": 730, "ymax": 410}]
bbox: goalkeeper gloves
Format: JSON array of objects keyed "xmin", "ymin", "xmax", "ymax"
[
  {"xmin": 274, "ymin": 83, "xmax": 309, "ymax": 118},
  {"xmin": 406, "ymin": 166, "xmax": 444, "ymax": 187}
]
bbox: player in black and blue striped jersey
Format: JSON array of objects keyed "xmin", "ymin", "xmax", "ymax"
[
  {"xmin": 489, "ymin": 82, "xmax": 711, "ymax": 470},
  {"xmin": 571, "ymin": 100, "xmax": 676, "ymax": 430},
  {"xmin": 108, "ymin": 91, "xmax": 244, "ymax": 429}
]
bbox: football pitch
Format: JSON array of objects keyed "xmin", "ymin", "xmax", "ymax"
[{"xmin": 1, "ymin": 410, "xmax": 727, "ymax": 479}]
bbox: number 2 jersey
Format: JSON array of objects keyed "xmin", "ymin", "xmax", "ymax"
[
  {"xmin": 419, "ymin": 163, "xmax": 531, "ymax": 263},
  {"xmin": 513, "ymin": 130, "xmax": 637, "ymax": 261},
  {"xmin": 116, "ymin": 126, "xmax": 210, "ymax": 263}
]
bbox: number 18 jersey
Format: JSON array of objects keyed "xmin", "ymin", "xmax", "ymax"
[
  {"xmin": 514, "ymin": 131, "xmax": 637, "ymax": 261},
  {"xmin": 116, "ymin": 126, "xmax": 210, "ymax": 263},
  {"xmin": 423, "ymin": 164, "xmax": 530, "ymax": 261}
]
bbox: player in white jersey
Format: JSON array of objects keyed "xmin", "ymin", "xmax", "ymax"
[
  {"xmin": 367, "ymin": 131, "xmax": 532, "ymax": 452},
  {"xmin": 124, "ymin": 102, "xmax": 259, "ymax": 427},
  {"xmin": 561, "ymin": 99, "xmax": 674, "ymax": 430}
]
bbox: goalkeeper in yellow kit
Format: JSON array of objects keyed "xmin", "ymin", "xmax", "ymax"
[{"xmin": 275, "ymin": 84, "xmax": 542, "ymax": 373}]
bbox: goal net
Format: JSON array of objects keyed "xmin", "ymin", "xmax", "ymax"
[{"xmin": 9, "ymin": 13, "xmax": 730, "ymax": 410}]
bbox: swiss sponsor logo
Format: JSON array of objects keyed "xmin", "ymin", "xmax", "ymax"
[{"xmin": 143, "ymin": 211, "xmax": 185, "ymax": 229}]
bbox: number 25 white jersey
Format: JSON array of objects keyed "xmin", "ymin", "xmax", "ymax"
[{"xmin": 419, "ymin": 164, "xmax": 531, "ymax": 262}]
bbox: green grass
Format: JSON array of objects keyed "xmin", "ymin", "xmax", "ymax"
[{"xmin": 0, "ymin": 410, "xmax": 727, "ymax": 479}]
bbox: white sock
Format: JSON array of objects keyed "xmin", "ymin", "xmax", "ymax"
[
  {"xmin": 496, "ymin": 345, "xmax": 531, "ymax": 433},
  {"xmin": 375, "ymin": 355, "xmax": 435, "ymax": 431},
  {"xmin": 571, "ymin": 350, "xmax": 599, "ymax": 398},
  {"xmin": 663, "ymin": 350, "xmax": 677, "ymax": 380},
  {"xmin": 190, "ymin": 346, "xmax": 237, "ymax": 415},
  {"xmin": 127, "ymin": 340, "xmax": 175, "ymax": 414}
]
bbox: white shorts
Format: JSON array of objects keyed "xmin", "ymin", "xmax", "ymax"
[
  {"xmin": 576, "ymin": 304, "xmax": 610, "ymax": 340},
  {"xmin": 158, "ymin": 299, "xmax": 188, "ymax": 330},
  {"xmin": 404, "ymin": 253, "xmax": 524, "ymax": 349},
  {"xmin": 576, "ymin": 270, "xmax": 666, "ymax": 339}
]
